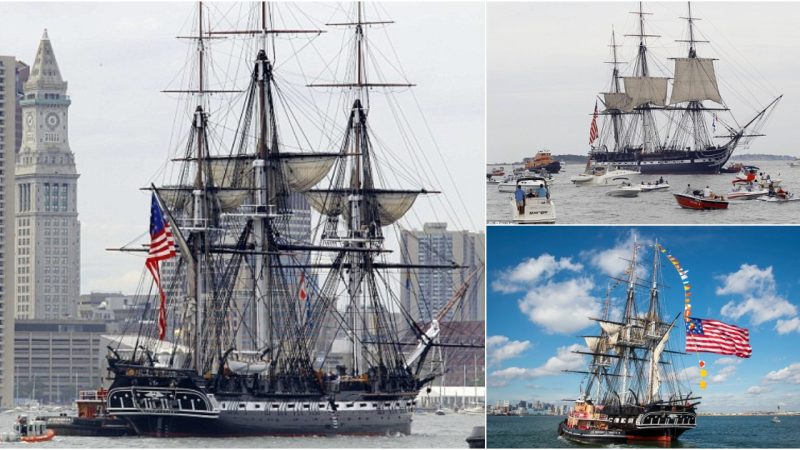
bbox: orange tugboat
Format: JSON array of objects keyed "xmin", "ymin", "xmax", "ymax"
[{"xmin": 523, "ymin": 150, "xmax": 561, "ymax": 173}]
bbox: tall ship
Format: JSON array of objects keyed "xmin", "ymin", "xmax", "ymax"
[
  {"xmin": 589, "ymin": 3, "xmax": 781, "ymax": 174},
  {"xmin": 558, "ymin": 241, "xmax": 700, "ymax": 444},
  {"xmin": 103, "ymin": 2, "xmax": 478, "ymax": 437}
]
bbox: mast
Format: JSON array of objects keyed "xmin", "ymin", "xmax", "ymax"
[
  {"xmin": 625, "ymin": 2, "xmax": 662, "ymax": 153},
  {"xmin": 607, "ymin": 29, "xmax": 624, "ymax": 149},
  {"xmin": 619, "ymin": 239, "xmax": 638, "ymax": 404}
]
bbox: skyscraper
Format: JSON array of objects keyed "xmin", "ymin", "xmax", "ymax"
[
  {"xmin": 15, "ymin": 30, "xmax": 80, "ymax": 320},
  {"xmin": 400, "ymin": 222, "xmax": 485, "ymax": 323},
  {"xmin": 0, "ymin": 54, "xmax": 28, "ymax": 408}
]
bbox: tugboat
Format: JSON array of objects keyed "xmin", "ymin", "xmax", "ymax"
[
  {"xmin": 42, "ymin": 389, "xmax": 133, "ymax": 436},
  {"xmin": 523, "ymin": 150, "xmax": 561, "ymax": 174},
  {"xmin": 558, "ymin": 241, "xmax": 699, "ymax": 444}
]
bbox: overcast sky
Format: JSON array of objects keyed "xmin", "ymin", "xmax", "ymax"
[
  {"xmin": 488, "ymin": 2, "xmax": 794, "ymax": 163},
  {"xmin": 0, "ymin": 2, "xmax": 485, "ymax": 295}
]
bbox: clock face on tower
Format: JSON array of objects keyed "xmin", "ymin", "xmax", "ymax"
[
  {"xmin": 26, "ymin": 112, "xmax": 33, "ymax": 127},
  {"xmin": 45, "ymin": 112, "xmax": 61, "ymax": 130}
]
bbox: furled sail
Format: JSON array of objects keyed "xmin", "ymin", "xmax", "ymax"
[
  {"xmin": 278, "ymin": 153, "xmax": 339, "ymax": 191},
  {"xmin": 669, "ymin": 58, "xmax": 723, "ymax": 104},
  {"xmin": 623, "ymin": 76, "xmax": 669, "ymax": 108},
  {"xmin": 305, "ymin": 189, "xmax": 427, "ymax": 226},
  {"xmin": 602, "ymin": 92, "xmax": 633, "ymax": 112},
  {"xmin": 598, "ymin": 321, "xmax": 622, "ymax": 337},
  {"xmin": 584, "ymin": 336, "xmax": 601, "ymax": 352},
  {"xmin": 208, "ymin": 159, "xmax": 253, "ymax": 212}
]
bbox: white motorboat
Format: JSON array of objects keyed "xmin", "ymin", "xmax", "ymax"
[
  {"xmin": 639, "ymin": 181, "xmax": 670, "ymax": 192},
  {"xmin": 758, "ymin": 193, "xmax": 799, "ymax": 203},
  {"xmin": 606, "ymin": 185, "xmax": 641, "ymax": 197},
  {"xmin": 570, "ymin": 166, "xmax": 639, "ymax": 186},
  {"xmin": 787, "ymin": 160, "xmax": 800, "ymax": 167},
  {"xmin": 510, "ymin": 176, "xmax": 556, "ymax": 224},
  {"xmin": 727, "ymin": 185, "xmax": 769, "ymax": 201},
  {"xmin": 499, "ymin": 177, "xmax": 540, "ymax": 193}
]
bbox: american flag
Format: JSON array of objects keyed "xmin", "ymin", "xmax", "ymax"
[
  {"xmin": 589, "ymin": 101, "xmax": 599, "ymax": 144},
  {"xmin": 145, "ymin": 193, "xmax": 177, "ymax": 341},
  {"xmin": 685, "ymin": 317, "xmax": 752, "ymax": 358}
]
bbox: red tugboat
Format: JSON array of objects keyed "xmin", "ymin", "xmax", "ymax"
[
  {"xmin": 673, "ymin": 192, "xmax": 728, "ymax": 210},
  {"xmin": 558, "ymin": 241, "xmax": 699, "ymax": 445},
  {"xmin": 40, "ymin": 389, "xmax": 133, "ymax": 436}
]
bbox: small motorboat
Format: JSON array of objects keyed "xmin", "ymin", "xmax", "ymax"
[
  {"xmin": 498, "ymin": 176, "xmax": 539, "ymax": 192},
  {"xmin": 640, "ymin": 181, "xmax": 670, "ymax": 192},
  {"xmin": 673, "ymin": 192, "xmax": 728, "ymax": 210},
  {"xmin": 435, "ymin": 408, "xmax": 446, "ymax": 416},
  {"xmin": 466, "ymin": 426, "xmax": 485, "ymax": 449},
  {"xmin": 570, "ymin": 166, "xmax": 639, "ymax": 186},
  {"xmin": 772, "ymin": 416, "xmax": 781, "ymax": 423},
  {"xmin": 606, "ymin": 180, "xmax": 641, "ymax": 197},
  {"xmin": 510, "ymin": 176, "xmax": 556, "ymax": 224},
  {"xmin": 758, "ymin": 193, "xmax": 799, "ymax": 203},
  {"xmin": 727, "ymin": 185, "xmax": 768, "ymax": 201},
  {"xmin": 1, "ymin": 415, "xmax": 55, "ymax": 443}
]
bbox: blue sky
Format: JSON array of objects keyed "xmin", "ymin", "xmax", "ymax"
[{"xmin": 487, "ymin": 226, "xmax": 800, "ymax": 413}]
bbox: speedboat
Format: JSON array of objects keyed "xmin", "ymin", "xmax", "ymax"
[
  {"xmin": 606, "ymin": 180, "xmax": 641, "ymax": 197},
  {"xmin": 640, "ymin": 181, "xmax": 670, "ymax": 192},
  {"xmin": 727, "ymin": 184, "xmax": 768, "ymax": 201},
  {"xmin": 1, "ymin": 416, "xmax": 55, "ymax": 443},
  {"xmin": 570, "ymin": 165, "xmax": 639, "ymax": 186},
  {"xmin": 772, "ymin": 416, "xmax": 781, "ymax": 423},
  {"xmin": 498, "ymin": 176, "xmax": 540, "ymax": 192},
  {"xmin": 758, "ymin": 193, "xmax": 799, "ymax": 203},
  {"xmin": 510, "ymin": 176, "xmax": 556, "ymax": 224},
  {"xmin": 673, "ymin": 192, "xmax": 728, "ymax": 210}
]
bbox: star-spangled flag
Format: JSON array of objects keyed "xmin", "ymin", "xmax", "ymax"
[
  {"xmin": 145, "ymin": 193, "xmax": 177, "ymax": 341},
  {"xmin": 686, "ymin": 317, "xmax": 752, "ymax": 358},
  {"xmin": 589, "ymin": 101, "xmax": 599, "ymax": 144}
]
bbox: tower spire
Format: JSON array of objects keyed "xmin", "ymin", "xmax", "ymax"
[{"xmin": 26, "ymin": 29, "xmax": 65, "ymax": 89}]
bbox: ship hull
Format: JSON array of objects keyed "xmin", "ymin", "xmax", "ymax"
[
  {"xmin": 591, "ymin": 146, "xmax": 734, "ymax": 174},
  {"xmin": 558, "ymin": 418, "xmax": 692, "ymax": 444},
  {"xmin": 47, "ymin": 417, "xmax": 134, "ymax": 437}
]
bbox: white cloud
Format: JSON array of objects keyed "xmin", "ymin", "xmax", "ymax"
[
  {"xmin": 710, "ymin": 365, "xmax": 737, "ymax": 383},
  {"xmin": 717, "ymin": 264, "xmax": 797, "ymax": 325},
  {"xmin": 715, "ymin": 357, "xmax": 742, "ymax": 366},
  {"xmin": 764, "ymin": 363, "xmax": 800, "ymax": 384},
  {"xmin": 584, "ymin": 232, "xmax": 649, "ymax": 278},
  {"xmin": 746, "ymin": 386, "xmax": 768, "ymax": 395},
  {"xmin": 518, "ymin": 277, "xmax": 601, "ymax": 334},
  {"xmin": 487, "ymin": 335, "xmax": 531, "ymax": 366},
  {"xmin": 491, "ymin": 254, "xmax": 582, "ymax": 293},
  {"xmin": 776, "ymin": 317, "xmax": 800, "ymax": 334},
  {"xmin": 490, "ymin": 344, "xmax": 587, "ymax": 381}
]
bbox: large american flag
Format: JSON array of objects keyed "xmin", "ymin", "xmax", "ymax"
[
  {"xmin": 145, "ymin": 193, "xmax": 177, "ymax": 341},
  {"xmin": 685, "ymin": 317, "xmax": 752, "ymax": 358},
  {"xmin": 589, "ymin": 101, "xmax": 599, "ymax": 144}
]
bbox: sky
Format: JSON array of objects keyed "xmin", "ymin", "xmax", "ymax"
[
  {"xmin": 488, "ymin": 2, "xmax": 795, "ymax": 163},
  {"xmin": 0, "ymin": 2, "xmax": 485, "ymax": 295},
  {"xmin": 487, "ymin": 226, "xmax": 800, "ymax": 413}
]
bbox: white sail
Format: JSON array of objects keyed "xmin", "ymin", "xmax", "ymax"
[
  {"xmin": 280, "ymin": 154, "xmax": 338, "ymax": 191},
  {"xmin": 623, "ymin": 76, "xmax": 669, "ymax": 108},
  {"xmin": 598, "ymin": 321, "xmax": 622, "ymax": 337},
  {"xmin": 648, "ymin": 320, "xmax": 675, "ymax": 403},
  {"xmin": 669, "ymin": 58, "xmax": 723, "ymax": 104},
  {"xmin": 603, "ymin": 92, "xmax": 633, "ymax": 112}
]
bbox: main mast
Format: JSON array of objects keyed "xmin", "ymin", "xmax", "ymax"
[{"xmin": 625, "ymin": 2, "xmax": 663, "ymax": 153}]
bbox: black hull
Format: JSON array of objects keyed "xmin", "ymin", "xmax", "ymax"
[
  {"xmin": 528, "ymin": 161, "xmax": 562, "ymax": 174},
  {"xmin": 558, "ymin": 419, "xmax": 691, "ymax": 445},
  {"xmin": 46, "ymin": 417, "xmax": 134, "ymax": 437},
  {"xmin": 121, "ymin": 406, "xmax": 413, "ymax": 437},
  {"xmin": 591, "ymin": 145, "xmax": 734, "ymax": 174}
]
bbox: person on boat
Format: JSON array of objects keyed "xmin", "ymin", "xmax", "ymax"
[
  {"xmin": 537, "ymin": 183, "xmax": 548, "ymax": 201},
  {"xmin": 776, "ymin": 187, "xmax": 789, "ymax": 199},
  {"xmin": 768, "ymin": 182, "xmax": 776, "ymax": 197},
  {"xmin": 658, "ymin": 176, "xmax": 664, "ymax": 184},
  {"xmin": 703, "ymin": 186, "xmax": 712, "ymax": 198},
  {"xmin": 684, "ymin": 184, "xmax": 693, "ymax": 194},
  {"xmin": 515, "ymin": 186, "xmax": 525, "ymax": 214}
]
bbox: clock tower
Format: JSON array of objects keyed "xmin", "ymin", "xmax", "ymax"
[{"xmin": 15, "ymin": 30, "xmax": 80, "ymax": 319}]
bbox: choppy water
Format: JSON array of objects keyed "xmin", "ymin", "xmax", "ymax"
[
  {"xmin": 0, "ymin": 410, "xmax": 483, "ymax": 448},
  {"xmin": 488, "ymin": 415, "xmax": 800, "ymax": 448},
  {"xmin": 487, "ymin": 161, "xmax": 800, "ymax": 224}
]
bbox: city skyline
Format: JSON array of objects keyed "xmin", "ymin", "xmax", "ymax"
[
  {"xmin": 0, "ymin": 2, "xmax": 485, "ymax": 295},
  {"xmin": 487, "ymin": 226, "xmax": 800, "ymax": 414}
]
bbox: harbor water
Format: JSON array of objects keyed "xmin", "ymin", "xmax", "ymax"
[
  {"xmin": 487, "ymin": 161, "xmax": 800, "ymax": 224},
  {"xmin": 0, "ymin": 411, "xmax": 483, "ymax": 448},
  {"xmin": 488, "ymin": 415, "xmax": 800, "ymax": 448}
]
